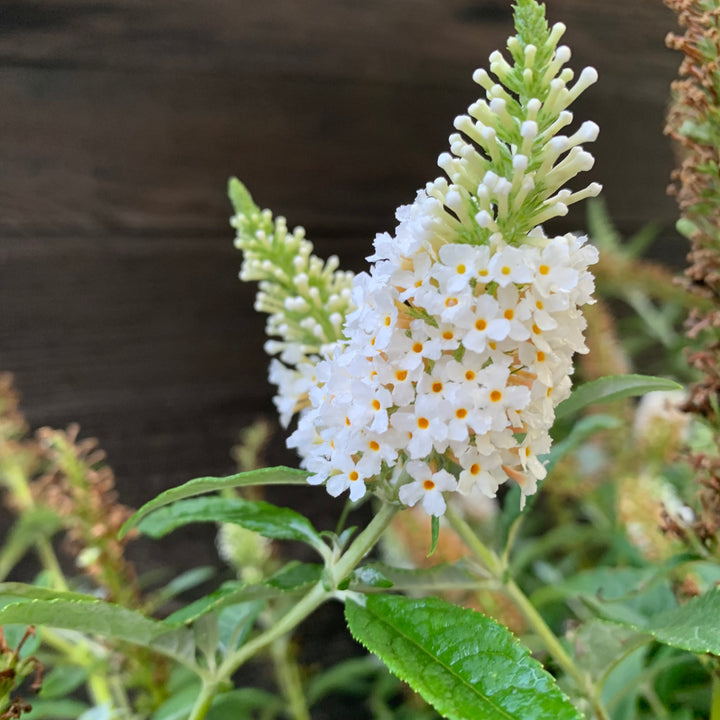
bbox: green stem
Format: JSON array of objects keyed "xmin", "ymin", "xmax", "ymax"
[
  {"xmin": 711, "ymin": 672, "xmax": 720, "ymax": 720},
  {"xmin": 187, "ymin": 503, "xmax": 400, "ymax": 720},
  {"xmin": 35, "ymin": 536, "xmax": 69, "ymax": 591},
  {"xmin": 445, "ymin": 505, "xmax": 610, "ymax": 720},
  {"xmin": 271, "ymin": 635, "xmax": 311, "ymax": 720}
]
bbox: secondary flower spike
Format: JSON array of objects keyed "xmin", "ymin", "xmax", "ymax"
[{"xmin": 284, "ymin": 0, "xmax": 600, "ymax": 515}]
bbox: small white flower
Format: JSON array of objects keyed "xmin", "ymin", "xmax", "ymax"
[{"xmin": 399, "ymin": 462, "xmax": 458, "ymax": 516}]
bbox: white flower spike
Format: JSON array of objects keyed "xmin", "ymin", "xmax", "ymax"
[{"xmin": 234, "ymin": 0, "xmax": 600, "ymax": 516}]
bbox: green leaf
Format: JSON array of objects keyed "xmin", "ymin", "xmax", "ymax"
[
  {"xmin": 136, "ymin": 496, "xmax": 325, "ymax": 554},
  {"xmin": 25, "ymin": 699, "xmax": 90, "ymax": 719},
  {"xmin": 306, "ymin": 656, "xmax": 381, "ymax": 705},
  {"xmin": 207, "ymin": 688, "xmax": 283, "ymax": 718},
  {"xmin": 148, "ymin": 565, "xmax": 216, "ymax": 612},
  {"xmin": 0, "ymin": 582, "xmax": 99, "ymax": 606},
  {"xmin": 0, "ymin": 585, "xmax": 196, "ymax": 667},
  {"xmin": 350, "ymin": 561, "xmax": 481, "ymax": 594},
  {"xmin": 554, "ymin": 374, "xmax": 682, "ymax": 421},
  {"xmin": 266, "ymin": 562, "xmax": 323, "ymax": 590},
  {"xmin": 351, "ymin": 565, "xmax": 394, "ymax": 590},
  {"xmin": 217, "ymin": 600, "xmax": 264, "ymax": 653},
  {"xmin": 120, "ymin": 466, "xmax": 309, "ymax": 538},
  {"xmin": 625, "ymin": 587, "xmax": 720, "ymax": 655},
  {"xmin": 39, "ymin": 664, "xmax": 89, "ymax": 699},
  {"xmin": 0, "ymin": 508, "xmax": 63, "ymax": 582},
  {"xmin": 547, "ymin": 414, "xmax": 621, "ymax": 472},
  {"xmin": 162, "ymin": 572, "xmax": 313, "ymax": 627},
  {"xmin": 533, "ymin": 566, "xmax": 677, "ymax": 626},
  {"xmin": 152, "ymin": 682, "xmax": 201, "ymax": 720},
  {"xmin": 345, "ymin": 595, "xmax": 582, "ymax": 720}
]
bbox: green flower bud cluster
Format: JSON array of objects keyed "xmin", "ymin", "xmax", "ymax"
[
  {"xmin": 229, "ymin": 178, "xmax": 355, "ymax": 364},
  {"xmin": 428, "ymin": 0, "xmax": 601, "ymax": 247}
]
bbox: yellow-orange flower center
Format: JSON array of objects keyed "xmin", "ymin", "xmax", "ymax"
[{"xmin": 490, "ymin": 390, "xmax": 502, "ymax": 402}]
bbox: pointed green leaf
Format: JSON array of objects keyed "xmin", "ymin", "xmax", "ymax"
[
  {"xmin": 554, "ymin": 374, "xmax": 682, "ymax": 421},
  {"xmin": 605, "ymin": 586, "xmax": 720, "ymax": 655},
  {"xmin": 265, "ymin": 562, "xmax": 323, "ymax": 590},
  {"xmin": 120, "ymin": 466, "xmax": 308, "ymax": 538},
  {"xmin": 0, "ymin": 582, "xmax": 99, "ymax": 606},
  {"xmin": 0, "ymin": 586, "xmax": 196, "ymax": 667},
  {"xmin": 345, "ymin": 595, "xmax": 582, "ymax": 720},
  {"xmin": 162, "ymin": 566, "xmax": 317, "ymax": 627},
  {"xmin": 349, "ymin": 561, "xmax": 481, "ymax": 594},
  {"xmin": 38, "ymin": 665, "xmax": 89, "ymax": 699},
  {"xmin": 135, "ymin": 496, "xmax": 325, "ymax": 554}
]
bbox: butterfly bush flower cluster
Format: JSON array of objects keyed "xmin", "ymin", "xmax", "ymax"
[{"xmin": 232, "ymin": 0, "xmax": 600, "ymax": 516}]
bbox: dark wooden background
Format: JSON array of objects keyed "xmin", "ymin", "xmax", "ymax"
[
  {"xmin": 1, "ymin": 0, "xmax": 683, "ymax": 595},
  {"xmin": 0, "ymin": 0, "xmax": 689, "ymax": 714}
]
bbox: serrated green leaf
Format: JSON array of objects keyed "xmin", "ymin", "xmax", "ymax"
[
  {"xmin": 0, "ymin": 582, "xmax": 99, "ymax": 606},
  {"xmin": 618, "ymin": 586, "xmax": 720, "ymax": 655},
  {"xmin": 533, "ymin": 566, "xmax": 677, "ymax": 626},
  {"xmin": 345, "ymin": 595, "xmax": 582, "ymax": 720},
  {"xmin": 554, "ymin": 374, "xmax": 682, "ymax": 421},
  {"xmin": 0, "ymin": 588, "xmax": 196, "ymax": 667},
  {"xmin": 0, "ymin": 508, "xmax": 63, "ymax": 582},
  {"xmin": 120, "ymin": 466, "xmax": 308, "ymax": 538},
  {"xmin": 136, "ymin": 496, "xmax": 325, "ymax": 555}
]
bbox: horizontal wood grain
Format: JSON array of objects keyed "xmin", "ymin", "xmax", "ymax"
[{"xmin": 1, "ymin": 0, "xmax": 691, "ymax": 534}]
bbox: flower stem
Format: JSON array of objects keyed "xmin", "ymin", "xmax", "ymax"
[
  {"xmin": 187, "ymin": 503, "xmax": 400, "ymax": 720},
  {"xmin": 445, "ymin": 505, "xmax": 610, "ymax": 720},
  {"xmin": 271, "ymin": 634, "xmax": 311, "ymax": 720},
  {"xmin": 711, "ymin": 672, "xmax": 720, "ymax": 720}
]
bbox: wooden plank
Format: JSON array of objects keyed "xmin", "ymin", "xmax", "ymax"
[
  {"xmin": 0, "ymin": 0, "xmax": 692, "ymax": 539},
  {"xmin": 0, "ymin": 0, "xmax": 684, "ymax": 238}
]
